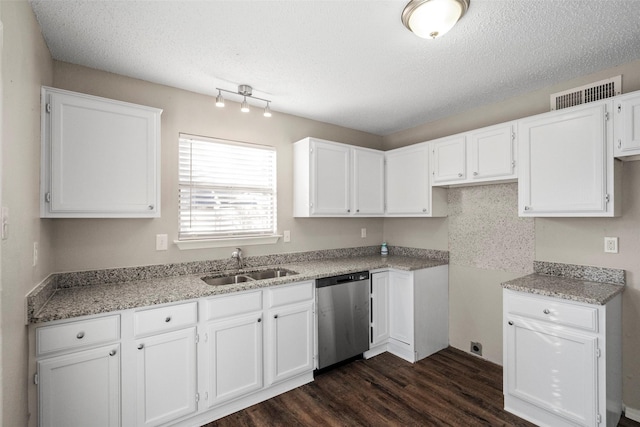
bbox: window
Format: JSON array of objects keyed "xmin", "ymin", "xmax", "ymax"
[{"xmin": 178, "ymin": 134, "xmax": 277, "ymax": 241}]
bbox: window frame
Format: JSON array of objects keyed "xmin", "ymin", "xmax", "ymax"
[{"xmin": 176, "ymin": 133, "xmax": 279, "ymax": 248}]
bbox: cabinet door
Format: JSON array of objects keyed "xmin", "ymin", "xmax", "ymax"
[
  {"xmin": 38, "ymin": 344, "xmax": 120, "ymax": 427},
  {"xmin": 352, "ymin": 148, "xmax": 385, "ymax": 215},
  {"xmin": 311, "ymin": 140, "xmax": 350, "ymax": 215},
  {"xmin": 385, "ymin": 144, "xmax": 431, "ymax": 215},
  {"xmin": 370, "ymin": 272, "xmax": 390, "ymax": 346},
  {"xmin": 266, "ymin": 302, "xmax": 314, "ymax": 385},
  {"xmin": 614, "ymin": 92, "xmax": 640, "ymax": 156},
  {"xmin": 518, "ymin": 102, "xmax": 612, "ymax": 216},
  {"xmin": 388, "ymin": 271, "xmax": 413, "ymax": 345},
  {"xmin": 505, "ymin": 318, "xmax": 598, "ymax": 426},
  {"xmin": 135, "ymin": 328, "xmax": 197, "ymax": 427},
  {"xmin": 431, "ymin": 135, "xmax": 466, "ymax": 184},
  {"xmin": 206, "ymin": 314, "xmax": 263, "ymax": 407},
  {"xmin": 469, "ymin": 123, "xmax": 516, "ymax": 181},
  {"xmin": 41, "ymin": 87, "xmax": 161, "ymax": 218}
]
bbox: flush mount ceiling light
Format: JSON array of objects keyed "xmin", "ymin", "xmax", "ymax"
[
  {"xmin": 402, "ymin": 0, "xmax": 470, "ymax": 39},
  {"xmin": 215, "ymin": 84, "xmax": 272, "ymax": 117}
]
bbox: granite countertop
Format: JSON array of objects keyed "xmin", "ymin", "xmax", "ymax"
[
  {"xmin": 502, "ymin": 261, "xmax": 625, "ymax": 305},
  {"xmin": 31, "ymin": 254, "xmax": 447, "ymax": 324}
]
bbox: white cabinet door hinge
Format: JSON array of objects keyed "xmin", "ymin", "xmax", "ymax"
[
  {"xmin": 45, "ymin": 192, "xmax": 51, "ymax": 203},
  {"xmin": 34, "ymin": 373, "xmax": 39, "ymax": 385},
  {"xmin": 617, "ymin": 103, "xmax": 622, "ymax": 113},
  {"xmin": 512, "ymin": 131, "xmax": 516, "ymax": 141},
  {"xmin": 596, "ymin": 348, "xmax": 602, "ymax": 358},
  {"xmin": 45, "ymin": 103, "xmax": 51, "ymax": 114},
  {"xmin": 195, "ymin": 334, "xmax": 199, "ymax": 344},
  {"xmin": 195, "ymin": 392, "xmax": 200, "ymax": 402},
  {"xmin": 605, "ymin": 194, "xmax": 610, "ymax": 204},
  {"xmin": 597, "ymin": 413, "xmax": 602, "ymax": 424},
  {"xmin": 511, "ymin": 160, "xmax": 516, "ymax": 169},
  {"xmin": 605, "ymin": 111, "xmax": 610, "ymax": 121}
]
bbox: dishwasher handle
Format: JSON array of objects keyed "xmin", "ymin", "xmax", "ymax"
[{"xmin": 316, "ymin": 271, "xmax": 370, "ymax": 288}]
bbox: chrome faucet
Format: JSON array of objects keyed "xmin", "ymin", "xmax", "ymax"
[{"xmin": 231, "ymin": 248, "xmax": 244, "ymax": 269}]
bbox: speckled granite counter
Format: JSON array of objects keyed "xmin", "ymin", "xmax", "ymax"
[
  {"xmin": 502, "ymin": 261, "xmax": 624, "ymax": 305},
  {"xmin": 28, "ymin": 246, "xmax": 448, "ymax": 324}
]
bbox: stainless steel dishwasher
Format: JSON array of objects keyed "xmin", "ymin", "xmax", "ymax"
[{"xmin": 316, "ymin": 271, "xmax": 370, "ymax": 369}]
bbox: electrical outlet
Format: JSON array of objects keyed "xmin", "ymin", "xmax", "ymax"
[
  {"xmin": 156, "ymin": 234, "xmax": 168, "ymax": 251},
  {"xmin": 470, "ymin": 341, "xmax": 482, "ymax": 356},
  {"xmin": 361, "ymin": 228, "xmax": 367, "ymax": 238},
  {"xmin": 283, "ymin": 230, "xmax": 291, "ymax": 243},
  {"xmin": 604, "ymin": 237, "xmax": 618, "ymax": 253}
]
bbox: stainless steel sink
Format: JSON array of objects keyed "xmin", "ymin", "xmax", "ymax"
[
  {"xmin": 201, "ymin": 268, "xmax": 298, "ymax": 286},
  {"xmin": 245, "ymin": 268, "xmax": 297, "ymax": 280},
  {"xmin": 201, "ymin": 274, "xmax": 253, "ymax": 286}
]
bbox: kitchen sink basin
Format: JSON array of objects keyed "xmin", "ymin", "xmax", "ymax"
[
  {"xmin": 201, "ymin": 274, "xmax": 253, "ymax": 286},
  {"xmin": 244, "ymin": 268, "xmax": 297, "ymax": 280},
  {"xmin": 201, "ymin": 268, "xmax": 298, "ymax": 286}
]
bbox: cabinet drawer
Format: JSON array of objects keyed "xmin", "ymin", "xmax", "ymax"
[
  {"xmin": 134, "ymin": 301, "xmax": 197, "ymax": 337},
  {"xmin": 268, "ymin": 281, "xmax": 314, "ymax": 308},
  {"xmin": 37, "ymin": 315, "xmax": 120, "ymax": 356},
  {"xmin": 204, "ymin": 291, "xmax": 262, "ymax": 321},
  {"xmin": 507, "ymin": 293, "xmax": 598, "ymax": 332}
]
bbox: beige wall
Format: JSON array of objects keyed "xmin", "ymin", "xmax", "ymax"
[
  {"xmin": 1, "ymin": 1, "xmax": 54, "ymax": 426},
  {"xmin": 382, "ymin": 60, "xmax": 640, "ymax": 412},
  {"xmin": 50, "ymin": 62, "xmax": 384, "ymax": 272}
]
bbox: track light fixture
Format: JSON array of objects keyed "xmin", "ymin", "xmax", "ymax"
[{"xmin": 215, "ymin": 84, "xmax": 272, "ymax": 117}]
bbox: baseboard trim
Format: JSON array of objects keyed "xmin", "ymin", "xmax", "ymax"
[{"xmin": 624, "ymin": 404, "xmax": 640, "ymax": 422}]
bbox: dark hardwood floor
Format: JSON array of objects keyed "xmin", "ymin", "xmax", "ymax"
[{"xmin": 204, "ymin": 347, "xmax": 640, "ymax": 427}]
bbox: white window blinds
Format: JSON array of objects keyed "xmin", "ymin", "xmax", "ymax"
[{"xmin": 178, "ymin": 134, "xmax": 277, "ymax": 240}]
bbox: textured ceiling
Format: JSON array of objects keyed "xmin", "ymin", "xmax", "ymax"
[{"xmin": 29, "ymin": 0, "xmax": 640, "ymax": 136}]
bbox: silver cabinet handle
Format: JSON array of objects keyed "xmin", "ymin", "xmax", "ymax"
[
  {"xmin": 109, "ymin": 349, "xmax": 117, "ymax": 356},
  {"xmin": 347, "ymin": 209, "xmax": 350, "ymax": 213},
  {"xmin": 165, "ymin": 316, "xmax": 171, "ymax": 323},
  {"xmin": 137, "ymin": 344, "xmax": 144, "ymax": 350},
  {"xmin": 618, "ymin": 140, "xmax": 622, "ymax": 149},
  {"xmin": 76, "ymin": 331, "xmax": 85, "ymax": 339},
  {"xmin": 148, "ymin": 205, "xmax": 154, "ymax": 210},
  {"xmin": 524, "ymin": 206, "xmax": 531, "ymax": 211},
  {"xmin": 543, "ymin": 309, "xmax": 550, "ymax": 314},
  {"xmin": 422, "ymin": 208, "xmax": 427, "ymax": 213},
  {"xmin": 356, "ymin": 209, "xmax": 360, "ymax": 213},
  {"xmin": 274, "ymin": 314, "xmax": 278, "ymax": 319},
  {"xmin": 257, "ymin": 318, "xmax": 262, "ymax": 323},
  {"xmin": 458, "ymin": 173, "xmax": 463, "ymax": 177},
  {"xmin": 473, "ymin": 172, "xmax": 478, "ymax": 176},
  {"xmin": 508, "ymin": 321, "xmax": 514, "ymax": 326}
]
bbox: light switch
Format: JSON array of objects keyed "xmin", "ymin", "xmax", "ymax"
[
  {"xmin": 283, "ymin": 230, "xmax": 291, "ymax": 243},
  {"xmin": 156, "ymin": 234, "xmax": 168, "ymax": 251},
  {"xmin": 361, "ymin": 228, "xmax": 367, "ymax": 238}
]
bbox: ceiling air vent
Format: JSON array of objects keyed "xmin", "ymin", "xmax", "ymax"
[{"xmin": 550, "ymin": 76, "xmax": 621, "ymax": 110}]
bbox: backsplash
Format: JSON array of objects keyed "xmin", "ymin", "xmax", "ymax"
[{"xmin": 448, "ymin": 183, "xmax": 535, "ymax": 274}]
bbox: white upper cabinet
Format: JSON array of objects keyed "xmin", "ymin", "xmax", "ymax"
[
  {"xmin": 518, "ymin": 101, "xmax": 620, "ymax": 217},
  {"xmin": 614, "ymin": 91, "xmax": 640, "ymax": 159},
  {"xmin": 431, "ymin": 134, "xmax": 467, "ymax": 185},
  {"xmin": 468, "ymin": 122, "xmax": 517, "ymax": 182},
  {"xmin": 385, "ymin": 143, "xmax": 447, "ymax": 217},
  {"xmin": 41, "ymin": 87, "xmax": 162, "ymax": 218},
  {"xmin": 431, "ymin": 122, "xmax": 516, "ymax": 187},
  {"xmin": 352, "ymin": 147, "xmax": 385, "ymax": 215},
  {"xmin": 293, "ymin": 137, "xmax": 384, "ymax": 217}
]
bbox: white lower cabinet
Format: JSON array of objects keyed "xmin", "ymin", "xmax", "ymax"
[
  {"xmin": 366, "ymin": 266, "xmax": 449, "ymax": 363},
  {"xmin": 265, "ymin": 282, "xmax": 315, "ymax": 384},
  {"xmin": 135, "ymin": 328, "xmax": 198, "ymax": 426},
  {"xmin": 36, "ymin": 314, "xmax": 121, "ymax": 427},
  {"xmin": 503, "ymin": 290, "xmax": 622, "ymax": 427},
  {"xmin": 205, "ymin": 314, "xmax": 263, "ymax": 406},
  {"xmin": 133, "ymin": 302, "xmax": 199, "ymax": 427},
  {"xmin": 38, "ymin": 344, "xmax": 121, "ymax": 427},
  {"xmin": 367, "ymin": 271, "xmax": 390, "ymax": 356}
]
